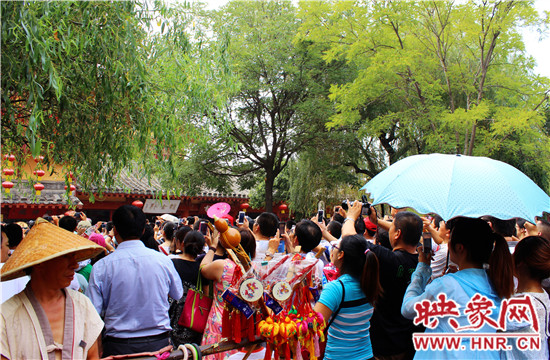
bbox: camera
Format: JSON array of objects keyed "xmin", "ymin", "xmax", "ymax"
[
  {"xmin": 317, "ymin": 210, "xmax": 324, "ymax": 223},
  {"xmin": 341, "ymin": 195, "xmax": 371, "ymax": 215},
  {"xmin": 279, "ymin": 222, "xmax": 286, "ymax": 234},
  {"xmin": 422, "ymin": 232, "xmax": 432, "ymax": 254},
  {"xmin": 199, "ymin": 221, "xmax": 208, "ymax": 235}
]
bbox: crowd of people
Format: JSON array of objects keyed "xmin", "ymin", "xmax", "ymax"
[{"xmin": 1, "ymin": 202, "xmax": 549, "ymax": 360}]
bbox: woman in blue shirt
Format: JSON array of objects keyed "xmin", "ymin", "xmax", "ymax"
[
  {"xmin": 401, "ymin": 217, "xmax": 514, "ymax": 360},
  {"xmin": 315, "ymin": 234, "xmax": 382, "ymax": 360}
]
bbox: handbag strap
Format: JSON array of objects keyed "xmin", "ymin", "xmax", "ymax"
[
  {"xmin": 326, "ymin": 280, "xmax": 345, "ymax": 330},
  {"xmin": 197, "ymin": 265, "xmax": 214, "ymax": 298},
  {"xmin": 196, "ymin": 267, "xmax": 203, "ymax": 290}
]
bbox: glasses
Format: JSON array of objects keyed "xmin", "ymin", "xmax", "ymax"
[{"xmin": 331, "ymin": 243, "xmax": 340, "ymax": 251}]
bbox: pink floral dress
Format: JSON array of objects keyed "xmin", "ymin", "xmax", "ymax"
[{"xmin": 202, "ymin": 259, "xmax": 236, "ymax": 360}]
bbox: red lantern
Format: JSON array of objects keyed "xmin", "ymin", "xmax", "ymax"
[
  {"xmin": 132, "ymin": 200, "xmax": 144, "ymax": 208},
  {"xmin": 36, "ymin": 169, "xmax": 45, "ymax": 180},
  {"xmin": 34, "ymin": 155, "xmax": 44, "ymax": 163},
  {"xmin": 64, "ymin": 184, "xmax": 76, "ymax": 192},
  {"xmin": 2, "ymin": 181, "xmax": 14, "ymax": 194},
  {"xmin": 3, "ymin": 168, "xmax": 14, "ymax": 177},
  {"xmin": 3, "ymin": 154, "xmax": 15, "ymax": 165},
  {"xmin": 34, "ymin": 183, "xmax": 45, "ymax": 196},
  {"xmin": 279, "ymin": 203, "xmax": 288, "ymax": 214},
  {"xmin": 240, "ymin": 203, "xmax": 250, "ymax": 211},
  {"xmin": 67, "ymin": 171, "xmax": 75, "ymax": 183}
]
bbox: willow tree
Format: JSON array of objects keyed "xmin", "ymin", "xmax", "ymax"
[{"xmin": 1, "ymin": 1, "xmax": 203, "ymax": 191}]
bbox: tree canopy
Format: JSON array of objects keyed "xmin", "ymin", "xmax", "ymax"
[{"xmin": 2, "ymin": 0, "xmax": 549, "ymax": 211}]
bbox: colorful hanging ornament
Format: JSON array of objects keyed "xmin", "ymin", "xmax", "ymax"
[
  {"xmin": 3, "ymin": 154, "xmax": 15, "ymax": 166},
  {"xmin": 2, "ymin": 181, "xmax": 14, "ymax": 194},
  {"xmin": 240, "ymin": 202, "xmax": 250, "ymax": 212},
  {"xmin": 2, "ymin": 168, "xmax": 14, "ymax": 179},
  {"xmin": 33, "ymin": 169, "xmax": 45, "ymax": 181},
  {"xmin": 64, "ymin": 184, "xmax": 76, "ymax": 192},
  {"xmin": 34, "ymin": 183, "xmax": 44, "ymax": 196}
]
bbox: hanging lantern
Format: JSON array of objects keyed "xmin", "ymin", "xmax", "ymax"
[
  {"xmin": 34, "ymin": 155, "xmax": 44, "ymax": 163},
  {"xmin": 34, "ymin": 183, "xmax": 45, "ymax": 196},
  {"xmin": 2, "ymin": 181, "xmax": 14, "ymax": 194},
  {"xmin": 279, "ymin": 203, "xmax": 288, "ymax": 214},
  {"xmin": 67, "ymin": 171, "xmax": 74, "ymax": 183},
  {"xmin": 64, "ymin": 184, "xmax": 76, "ymax": 192},
  {"xmin": 3, "ymin": 168, "xmax": 14, "ymax": 178},
  {"xmin": 132, "ymin": 200, "xmax": 144, "ymax": 208},
  {"xmin": 240, "ymin": 203, "xmax": 250, "ymax": 211},
  {"xmin": 35, "ymin": 169, "xmax": 45, "ymax": 181},
  {"xmin": 4, "ymin": 154, "xmax": 15, "ymax": 166}
]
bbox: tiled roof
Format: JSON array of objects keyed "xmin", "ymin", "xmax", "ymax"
[
  {"xmin": 1, "ymin": 180, "xmax": 83, "ymax": 207},
  {"xmin": 79, "ymin": 169, "xmax": 249, "ymax": 199}
]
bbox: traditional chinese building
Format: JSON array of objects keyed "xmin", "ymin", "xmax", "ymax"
[{"xmin": 1, "ymin": 157, "xmax": 293, "ymax": 223}]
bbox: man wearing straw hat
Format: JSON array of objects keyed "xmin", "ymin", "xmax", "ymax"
[{"xmin": 0, "ymin": 218, "xmax": 105, "ymax": 360}]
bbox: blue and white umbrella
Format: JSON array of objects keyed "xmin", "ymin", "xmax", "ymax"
[{"xmin": 361, "ymin": 153, "xmax": 550, "ymax": 221}]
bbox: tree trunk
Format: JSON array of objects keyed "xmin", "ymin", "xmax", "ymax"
[{"xmin": 264, "ymin": 169, "xmax": 274, "ymax": 213}]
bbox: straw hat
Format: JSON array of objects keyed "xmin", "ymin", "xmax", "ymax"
[{"xmin": 0, "ymin": 218, "xmax": 105, "ymax": 281}]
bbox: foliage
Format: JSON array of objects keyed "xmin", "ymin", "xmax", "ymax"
[
  {"xmin": 297, "ymin": 0, "xmax": 550, "ymax": 191},
  {"xmin": 0, "ymin": 0, "xmax": 216, "ymax": 197},
  {"xmin": 174, "ymin": 0, "xmax": 341, "ymax": 210}
]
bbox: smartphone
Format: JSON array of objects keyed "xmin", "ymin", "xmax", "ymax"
[
  {"xmin": 317, "ymin": 210, "xmax": 324, "ymax": 223},
  {"xmin": 422, "ymin": 232, "xmax": 432, "ymax": 254},
  {"xmin": 238, "ymin": 211, "xmax": 245, "ymax": 224},
  {"xmin": 199, "ymin": 221, "xmax": 208, "ymax": 235},
  {"xmin": 85, "ymin": 223, "xmax": 98, "ymax": 237},
  {"xmin": 279, "ymin": 222, "xmax": 286, "ymax": 234},
  {"xmin": 361, "ymin": 203, "xmax": 371, "ymax": 216}
]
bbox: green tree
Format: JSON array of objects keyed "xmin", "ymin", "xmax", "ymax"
[
  {"xmin": 177, "ymin": 0, "xmax": 340, "ymax": 211},
  {"xmin": 298, "ymin": 0, "xmax": 550, "ymax": 190},
  {"xmin": 1, "ymin": 1, "xmax": 208, "ymax": 193}
]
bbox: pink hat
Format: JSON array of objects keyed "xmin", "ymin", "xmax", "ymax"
[
  {"xmin": 88, "ymin": 233, "xmax": 107, "ymax": 248},
  {"xmin": 363, "ymin": 218, "xmax": 378, "ymax": 232}
]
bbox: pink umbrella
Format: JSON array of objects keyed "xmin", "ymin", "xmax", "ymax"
[{"xmin": 207, "ymin": 202, "xmax": 231, "ymax": 219}]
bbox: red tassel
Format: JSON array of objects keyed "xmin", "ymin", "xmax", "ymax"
[
  {"xmin": 234, "ymin": 310, "xmax": 242, "ymax": 343},
  {"xmin": 285, "ymin": 342, "xmax": 291, "ymax": 360},
  {"xmin": 248, "ymin": 312, "xmax": 256, "ymax": 341},
  {"xmin": 274, "ymin": 345, "xmax": 280, "ymax": 360},
  {"xmin": 222, "ymin": 307, "xmax": 231, "ymax": 338},
  {"xmin": 264, "ymin": 343, "xmax": 271, "ymax": 360}
]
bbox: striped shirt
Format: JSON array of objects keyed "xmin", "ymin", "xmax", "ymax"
[{"xmin": 319, "ymin": 274, "xmax": 374, "ymax": 360}]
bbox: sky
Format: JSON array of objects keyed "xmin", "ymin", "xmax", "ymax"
[
  {"xmin": 522, "ymin": 0, "xmax": 550, "ymax": 77},
  {"xmin": 197, "ymin": 0, "xmax": 550, "ymax": 78}
]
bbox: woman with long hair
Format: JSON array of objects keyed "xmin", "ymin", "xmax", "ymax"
[
  {"xmin": 401, "ymin": 217, "xmax": 514, "ymax": 359},
  {"xmin": 169, "ymin": 229, "xmax": 206, "ymax": 347},
  {"xmin": 314, "ymin": 234, "xmax": 382, "ymax": 360},
  {"xmin": 200, "ymin": 228, "xmax": 256, "ymax": 360},
  {"xmin": 501, "ymin": 235, "xmax": 550, "ymax": 359}
]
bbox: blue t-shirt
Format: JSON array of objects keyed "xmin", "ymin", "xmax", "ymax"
[{"xmin": 318, "ymin": 274, "xmax": 374, "ymax": 360}]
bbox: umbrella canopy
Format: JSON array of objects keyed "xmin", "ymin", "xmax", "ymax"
[
  {"xmin": 361, "ymin": 153, "xmax": 550, "ymax": 221},
  {"xmin": 160, "ymin": 214, "xmax": 178, "ymax": 222},
  {"xmin": 207, "ymin": 202, "xmax": 231, "ymax": 219}
]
